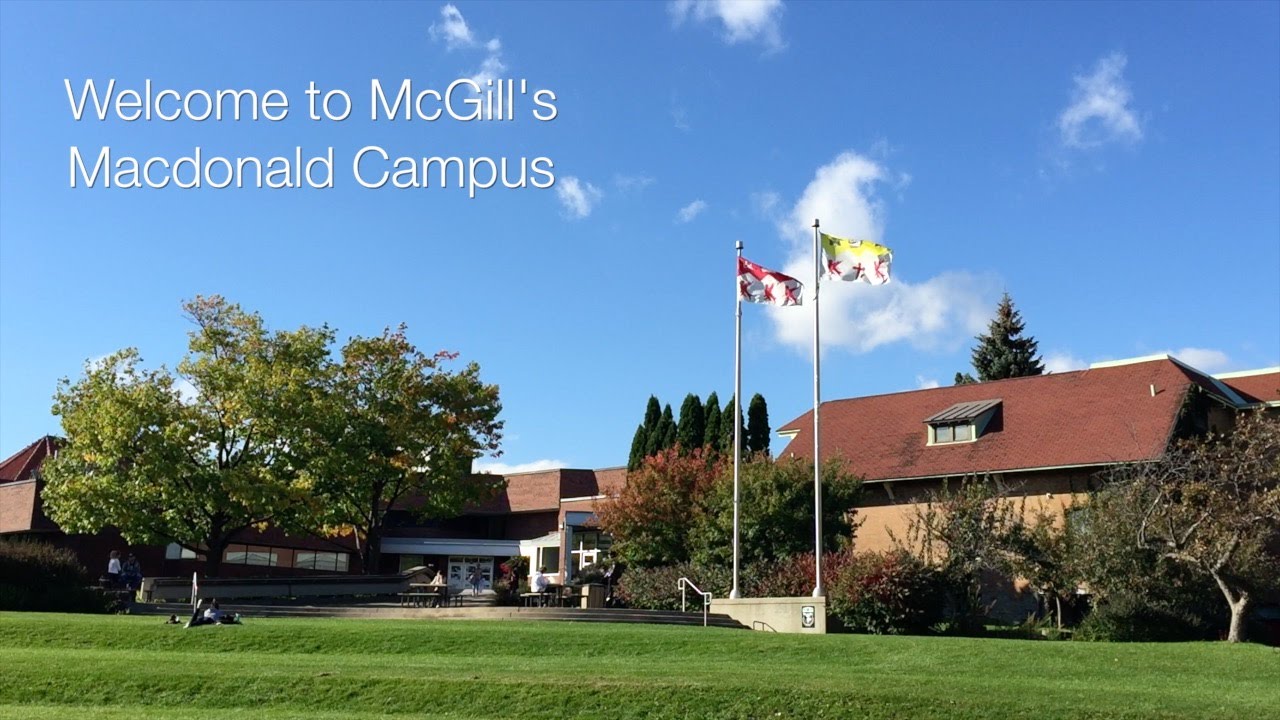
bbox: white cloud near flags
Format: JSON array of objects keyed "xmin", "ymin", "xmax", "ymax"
[
  {"xmin": 555, "ymin": 176, "xmax": 602, "ymax": 219},
  {"xmin": 767, "ymin": 151, "xmax": 998, "ymax": 355},
  {"xmin": 1165, "ymin": 347, "xmax": 1231, "ymax": 373},
  {"xmin": 1044, "ymin": 351, "xmax": 1088, "ymax": 374},
  {"xmin": 676, "ymin": 199, "xmax": 708, "ymax": 223},
  {"xmin": 669, "ymin": 0, "xmax": 785, "ymax": 51},
  {"xmin": 1058, "ymin": 52, "xmax": 1143, "ymax": 149},
  {"xmin": 473, "ymin": 458, "xmax": 569, "ymax": 474},
  {"xmin": 428, "ymin": 5, "xmax": 507, "ymax": 86}
]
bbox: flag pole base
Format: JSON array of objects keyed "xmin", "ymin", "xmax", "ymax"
[
  {"xmin": 729, "ymin": 588, "xmax": 740, "ymax": 599},
  {"xmin": 811, "ymin": 584, "xmax": 825, "ymax": 598}
]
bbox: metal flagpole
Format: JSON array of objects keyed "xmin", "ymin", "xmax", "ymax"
[
  {"xmin": 731, "ymin": 240, "xmax": 743, "ymax": 599},
  {"xmin": 812, "ymin": 219, "xmax": 824, "ymax": 597}
]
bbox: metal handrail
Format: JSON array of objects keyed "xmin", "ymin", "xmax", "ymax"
[{"xmin": 677, "ymin": 577, "xmax": 712, "ymax": 627}]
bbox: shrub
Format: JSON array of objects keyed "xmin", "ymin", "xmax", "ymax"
[
  {"xmin": 827, "ymin": 550, "xmax": 946, "ymax": 635},
  {"xmin": 491, "ymin": 556, "xmax": 529, "ymax": 607},
  {"xmin": 1073, "ymin": 593, "xmax": 1216, "ymax": 642},
  {"xmin": 615, "ymin": 563, "xmax": 731, "ymax": 611},
  {"xmin": 0, "ymin": 540, "xmax": 110, "ymax": 613}
]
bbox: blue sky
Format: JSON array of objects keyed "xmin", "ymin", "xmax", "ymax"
[{"xmin": 1, "ymin": 1, "xmax": 1277, "ymax": 471}]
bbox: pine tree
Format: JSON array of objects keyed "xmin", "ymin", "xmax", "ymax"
[
  {"xmin": 746, "ymin": 393, "xmax": 771, "ymax": 455},
  {"xmin": 675, "ymin": 393, "xmax": 705, "ymax": 453},
  {"xmin": 703, "ymin": 392, "xmax": 722, "ymax": 455},
  {"xmin": 963, "ymin": 293, "xmax": 1045, "ymax": 382},
  {"xmin": 954, "ymin": 372, "xmax": 977, "ymax": 385},
  {"xmin": 658, "ymin": 404, "xmax": 677, "ymax": 452},
  {"xmin": 627, "ymin": 424, "xmax": 648, "ymax": 471},
  {"xmin": 720, "ymin": 396, "xmax": 745, "ymax": 456},
  {"xmin": 641, "ymin": 396, "xmax": 664, "ymax": 457}
]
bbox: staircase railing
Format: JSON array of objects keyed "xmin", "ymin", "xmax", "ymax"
[{"xmin": 677, "ymin": 577, "xmax": 712, "ymax": 627}]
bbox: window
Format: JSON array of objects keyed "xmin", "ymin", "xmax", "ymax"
[
  {"xmin": 398, "ymin": 554, "xmax": 425, "ymax": 572},
  {"xmin": 294, "ymin": 551, "xmax": 350, "ymax": 572},
  {"xmin": 536, "ymin": 546, "xmax": 560, "ymax": 573},
  {"xmin": 165, "ymin": 543, "xmax": 198, "ymax": 560},
  {"xmin": 924, "ymin": 399, "xmax": 1000, "ymax": 445},
  {"xmin": 224, "ymin": 544, "xmax": 279, "ymax": 567}
]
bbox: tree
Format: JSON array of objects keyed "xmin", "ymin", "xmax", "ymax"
[
  {"xmin": 954, "ymin": 372, "xmax": 977, "ymax": 386},
  {"xmin": 629, "ymin": 396, "xmax": 663, "ymax": 470},
  {"xmin": 961, "ymin": 293, "xmax": 1045, "ymax": 382},
  {"xmin": 895, "ymin": 477, "xmax": 1023, "ymax": 632},
  {"xmin": 720, "ymin": 395, "xmax": 745, "ymax": 456},
  {"xmin": 657, "ymin": 404, "xmax": 677, "ymax": 452},
  {"xmin": 676, "ymin": 393, "xmax": 705, "ymax": 453},
  {"xmin": 641, "ymin": 396, "xmax": 665, "ymax": 458},
  {"xmin": 597, "ymin": 448, "xmax": 724, "ymax": 567},
  {"xmin": 627, "ymin": 425, "xmax": 648, "ymax": 471},
  {"xmin": 692, "ymin": 456, "xmax": 862, "ymax": 567},
  {"xmin": 703, "ymin": 392, "xmax": 723, "ymax": 455},
  {"xmin": 746, "ymin": 393, "xmax": 771, "ymax": 456},
  {"xmin": 309, "ymin": 326, "xmax": 504, "ymax": 574},
  {"xmin": 1108, "ymin": 411, "xmax": 1280, "ymax": 642},
  {"xmin": 42, "ymin": 296, "xmax": 333, "ymax": 576}
]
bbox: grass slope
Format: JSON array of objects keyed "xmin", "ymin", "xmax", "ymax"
[{"xmin": 0, "ymin": 612, "xmax": 1276, "ymax": 719}]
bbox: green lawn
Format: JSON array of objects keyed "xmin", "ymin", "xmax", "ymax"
[{"xmin": 0, "ymin": 612, "xmax": 1276, "ymax": 719}]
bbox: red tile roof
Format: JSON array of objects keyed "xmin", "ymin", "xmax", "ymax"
[
  {"xmin": 0, "ymin": 436, "xmax": 60, "ymax": 483},
  {"xmin": 777, "ymin": 357, "xmax": 1228, "ymax": 483},
  {"xmin": 1217, "ymin": 368, "xmax": 1280, "ymax": 405}
]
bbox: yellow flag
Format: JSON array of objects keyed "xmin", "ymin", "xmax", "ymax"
[{"xmin": 820, "ymin": 232, "xmax": 893, "ymax": 285}]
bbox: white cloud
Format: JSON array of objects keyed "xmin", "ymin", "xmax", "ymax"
[
  {"xmin": 1058, "ymin": 52, "xmax": 1142, "ymax": 149},
  {"xmin": 766, "ymin": 152, "xmax": 998, "ymax": 355},
  {"xmin": 676, "ymin": 199, "xmax": 708, "ymax": 223},
  {"xmin": 669, "ymin": 0, "xmax": 785, "ymax": 51},
  {"xmin": 1044, "ymin": 352, "xmax": 1088, "ymax": 374},
  {"xmin": 429, "ymin": 4, "xmax": 476, "ymax": 49},
  {"xmin": 555, "ymin": 176, "xmax": 602, "ymax": 219},
  {"xmin": 1166, "ymin": 347, "xmax": 1231, "ymax": 373},
  {"xmin": 751, "ymin": 190, "xmax": 780, "ymax": 217},
  {"xmin": 614, "ymin": 174, "xmax": 656, "ymax": 195},
  {"xmin": 916, "ymin": 376, "xmax": 940, "ymax": 390},
  {"xmin": 473, "ymin": 458, "xmax": 569, "ymax": 474},
  {"xmin": 428, "ymin": 4, "xmax": 506, "ymax": 86}
]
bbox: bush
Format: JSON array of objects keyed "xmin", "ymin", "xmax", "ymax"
[
  {"xmin": 0, "ymin": 540, "xmax": 111, "ymax": 613},
  {"xmin": 827, "ymin": 550, "xmax": 946, "ymax": 635},
  {"xmin": 615, "ymin": 563, "xmax": 731, "ymax": 611},
  {"xmin": 491, "ymin": 556, "xmax": 529, "ymax": 607},
  {"xmin": 1074, "ymin": 593, "xmax": 1216, "ymax": 642}
]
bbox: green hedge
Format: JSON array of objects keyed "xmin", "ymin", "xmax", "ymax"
[{"xmin": 0, "ymin": 540, "xmax": 111, "ymax": 613}]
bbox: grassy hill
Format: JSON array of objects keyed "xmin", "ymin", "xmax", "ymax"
[{"xmin": 1, "ymin": 612, "xmax": 1277, "ymax": 719}]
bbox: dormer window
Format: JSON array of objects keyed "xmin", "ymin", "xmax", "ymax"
[{"xmin": 925, "ymin": 399, "xmax": 1001, "ymax": 446}]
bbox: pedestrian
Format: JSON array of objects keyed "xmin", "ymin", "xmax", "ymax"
[
  {"xmin": 468, "ymin": 566, "xmax": 485, "ymax": 595},
  {"xmin": 106, "ymin": 550, "xmax": 122, "ymax": 587}
]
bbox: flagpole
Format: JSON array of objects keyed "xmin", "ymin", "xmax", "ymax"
[
  {"xmin": 812, "ymin": 219, "xmax": 824, "ymax": 598},
  {"xmin": 731, "ymin": 240, "xmax": 743, "ymax": 599}
]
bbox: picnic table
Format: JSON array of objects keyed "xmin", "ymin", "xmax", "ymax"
[
  {"xmin": 400, "ymin": 583, "xmax": 458, "ymax": 608},
  {"xmin": 520, "ymin": 584, "xmax": 577, "ymax": 608}
]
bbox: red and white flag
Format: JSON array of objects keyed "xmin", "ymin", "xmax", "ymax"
[{"xmin": 738, "ymin": 257, "xmax": 803, "ymax": 307}]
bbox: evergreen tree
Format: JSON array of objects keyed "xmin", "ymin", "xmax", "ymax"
[
  {"xmin": 746, "ymin": 393, "xmax": 771, "ymax": 455},
  {"xmin": 703, "ymin": 392, "xmax": 722, "ymax": 454},
  {"xmin": 675, "ymin": 393, "xmax": 705, "ymax": 453},
  {"xmin": 658, "ymin": 404, "xmax": 677, "ymax": 452},
  {"xmin": 627, "ymin": 424, "xmax": 648, "ymax": 471},
  {"xmin": 964, "ymin": 293, "xmax": 1045, "ymax": 382},
  {"xmin": 720, "ymin": 396, "xmax": 745, "ymax": 456},
  {"xmin": 954, "ymin": 372, "xmax": 977, "ymax": 385},
  {"xmin": 641, "ymin": 396, "xmax": 664, "ymax": 457}
]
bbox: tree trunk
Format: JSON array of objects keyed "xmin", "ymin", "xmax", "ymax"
[
  {"xmin": 1227, "ymin": 594, "xmax": 1251, "ymax": 643},
  {"xmin": 362, "ymin": 527, "xmax": 381, "ymax": 575},
  {"xmin": 1211, "ymin": 568, "xmax": 1251, "ymax": 643},
  {"xmin": 204, "ymin": 538, "xmax": 227, "ymax": 577}
]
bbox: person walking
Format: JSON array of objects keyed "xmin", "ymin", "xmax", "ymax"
[{"xmin": 468, "ymin": 566, "xmax": 485, "ymax": 596}]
